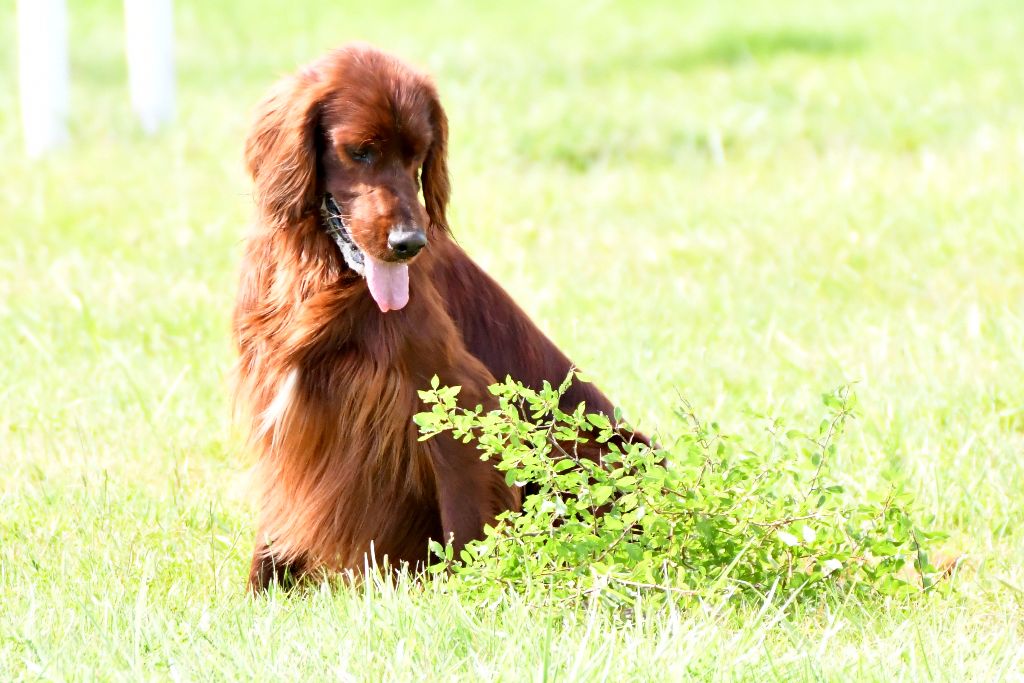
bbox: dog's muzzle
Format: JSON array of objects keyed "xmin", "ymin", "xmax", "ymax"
[{"xmin": 320, "ymin": 192, "xmax": 412, "ymax": 313}]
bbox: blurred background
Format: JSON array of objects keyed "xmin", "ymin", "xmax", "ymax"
[{"xmin": 1, "ymin": 0, "xmax": 1023, "ymax": 669}]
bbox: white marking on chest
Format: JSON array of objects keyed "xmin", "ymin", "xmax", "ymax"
[{"xmin": 258, "ymin": 367, "xmax": 299, "ymax": 443}]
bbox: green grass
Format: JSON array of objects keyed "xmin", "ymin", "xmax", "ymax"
[{"xmin": 2, "ymin": 0, "xmax": 1023, "ymax": 679}]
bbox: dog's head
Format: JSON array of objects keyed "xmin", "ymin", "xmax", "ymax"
[{"xmin": 245, "ymin": 44, "xmax": 449, "ymax": 312}]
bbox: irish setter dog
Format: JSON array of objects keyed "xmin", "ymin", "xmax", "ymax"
[{"xmin": 233, "ymin": 44, "xmax": 641, "ymax": 591}]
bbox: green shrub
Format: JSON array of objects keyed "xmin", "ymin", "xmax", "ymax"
[{"xmin": 415, "ymin": 373, "xmax": 946, "ymax": 605}]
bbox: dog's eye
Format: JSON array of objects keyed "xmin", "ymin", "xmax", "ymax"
[{"xmin": 346, "ymin": 146, "xmax": 374, "ymax": 165}]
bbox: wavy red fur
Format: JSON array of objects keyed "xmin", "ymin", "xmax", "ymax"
[{"xmin": 233, "ymin": 44, "xmax": 642, "ymax": 591}]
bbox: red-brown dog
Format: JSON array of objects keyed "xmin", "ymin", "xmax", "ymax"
[{"xmin": 233, "ymin": 44, "xmax": 641, "ymax": 591}]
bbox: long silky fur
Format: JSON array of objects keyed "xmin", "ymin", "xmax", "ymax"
[{"xmin": 233, "ymin": 45, "xmax": 640, "ymax": 588}]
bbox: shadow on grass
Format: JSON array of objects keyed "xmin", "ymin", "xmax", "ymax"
[
  {"xmin": 657, "ymin": 27, "xmax": 866, "ymax": 72},
  {"xmin": 515, "ymin": 28, "xmax": 866, "ymax": 171}
]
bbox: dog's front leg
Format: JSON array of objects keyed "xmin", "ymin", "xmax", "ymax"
[{"xmin": 428, "ymin": 429, "xmax": 520, "ymax": 558}]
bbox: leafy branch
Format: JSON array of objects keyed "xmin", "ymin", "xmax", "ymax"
[{"xmin": 415, "ymin": 373, "xmax": 947, "ymax": 606}]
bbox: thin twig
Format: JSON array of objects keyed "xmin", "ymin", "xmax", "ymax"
[
  {"xmin": 749, "ymin": 513, "xmax": 827, "ymax": 529},
  {"xmin": 804, "ymin": 398, "xmax": 852, "ymax": 499},
  {"xmin": 604, "ymin": 577, "xmax": 700, "ymax": 596}
]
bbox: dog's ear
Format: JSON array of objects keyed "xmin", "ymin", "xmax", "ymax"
[
  {"xmin": 422, "ymin": 91, "xmax": 451, "ymax": 234},
  {"xmin": 245, "ymin": 68, "xmax": 328, "ymax": 230}
]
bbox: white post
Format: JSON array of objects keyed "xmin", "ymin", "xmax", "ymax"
[
  {"xmin": 17, "ymin": 0, "xmax": 70, "ymax": 158},
  {"xmin": 124, "ymin": 0, "xmax": 175, "ymax": 133}
]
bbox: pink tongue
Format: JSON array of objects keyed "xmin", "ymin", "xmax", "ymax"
[{"xmin": 364, "ymin": 256, "xmax": 410, "ymax": 312}]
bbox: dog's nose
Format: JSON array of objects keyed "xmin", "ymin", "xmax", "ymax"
[{"xmin": 387, "ymin": 228, "xmax": 428, "ymax": 259}]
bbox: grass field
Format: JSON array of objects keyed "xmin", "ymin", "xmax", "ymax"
[{"xmin": 2, "ymin": 0, "xmax": 1024, "ymax": 679}]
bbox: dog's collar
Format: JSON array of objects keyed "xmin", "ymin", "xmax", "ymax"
[{"xmin": 320, "ymin": 193, "xmax": 365, "ymax": 276}]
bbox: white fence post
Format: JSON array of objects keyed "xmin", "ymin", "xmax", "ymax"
[
  {"xmin": 17, "ymin": 0, "xmax": 70, "ymax": 158},
  {"xmin": 124, "ymin": 0, "xmax": 175, "ymax": 133}
]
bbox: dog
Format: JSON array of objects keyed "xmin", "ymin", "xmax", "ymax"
[{"xmin": 233, "ymin": 44, "xmax": 642, "ymax": 591}]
